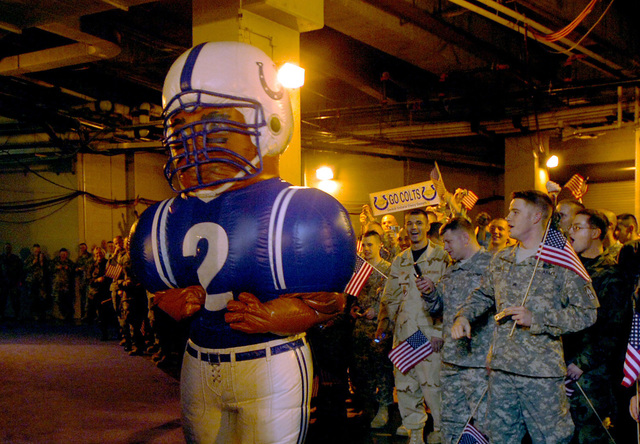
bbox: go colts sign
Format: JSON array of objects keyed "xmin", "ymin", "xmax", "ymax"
[{"xmin": 369, "ymin": 181, "xmax": 440, "ymax": 216}]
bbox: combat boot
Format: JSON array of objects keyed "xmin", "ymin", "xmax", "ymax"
[
  {"xmin": 370, "ymin": 404, "xmax": 389, "ymax": 428},
  {"xmin": 407, "ymin": 428, "xmax": 424, "ymax": 444}
]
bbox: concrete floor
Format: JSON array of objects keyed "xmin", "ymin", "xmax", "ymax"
[{"xmin": 0, "ymin": 320, "xmax": 417, "ymax": 444}]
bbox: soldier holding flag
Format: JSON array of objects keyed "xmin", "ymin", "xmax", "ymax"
[{"xmin": 452, "ymin": 190, "xmax": 599, "ymax": 444}]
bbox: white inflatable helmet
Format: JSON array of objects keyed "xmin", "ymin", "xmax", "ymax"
[{"xmin": 162, "ymin": 41, "xmax": 294, "ymax": 193}]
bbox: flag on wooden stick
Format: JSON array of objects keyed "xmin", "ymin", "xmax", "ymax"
[
  {"xmin": 622, "ymin": 312, "xmax": 640, "ymax": 387},
  {"xmin": 461, "ymin": 190, "xmax": 479, "ymax": 210},
  {"xmin": 564, "ymin": 174, "xmax": 588, "ymax": 200},
  {"xmin": 535, "ymin": 227, "xmax": 591, "ymax": 282},
  {"xmin": 344, "ymin": 255, "xmax": 374, "ymax": 297}
]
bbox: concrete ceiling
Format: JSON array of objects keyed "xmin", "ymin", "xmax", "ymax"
[{"xmin": 0, "ymin": 0, "xmax": 639, "ymax": 176}]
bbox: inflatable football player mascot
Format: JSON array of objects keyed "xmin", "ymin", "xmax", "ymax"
[{"xmin": 129, "ymin": 41, "xmax": 356, "ymax": 443}]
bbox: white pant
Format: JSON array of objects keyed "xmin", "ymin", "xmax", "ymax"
[{"xmin": 181, "ymin": 334, "xmax": 313, "ymax": 444}]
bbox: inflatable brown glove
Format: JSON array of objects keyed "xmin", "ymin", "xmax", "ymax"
[
  {"xmin": 225, "ymin": 291, "xmax": 346, "ymax": 335},
  {"xmin": 154, "ymin": 285, "xmax": 206, "ymax": 321}
]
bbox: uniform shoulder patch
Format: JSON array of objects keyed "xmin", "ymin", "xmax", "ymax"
[{"xmin": 584, "ymin": 284, "xmax": 596, "ymax": 300}]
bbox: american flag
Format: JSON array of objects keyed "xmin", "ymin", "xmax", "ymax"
[
  {"xmin": 430, "ymin": 163, "xmax": 446, "ymax": 198},
  {"xmin": 461, "ymin": 190, "xmax": 479, "ymax": 210},
  {"xmin": 536, "ymin": 227, "xmax": 591, "ymax": 282},
  {"xmin": 344, "ymin": 255, "xmax": 374, "ymax": 297},
  {"xmin": 622, "ymin": 312, "xmax": 640, "ymax": 387},
  {"xmin": 105, "ymin": 262, "xmax": 123, "ymax": 280},
  {"xmin": 388, "ymin": 330, "xmax": 433, "ymax": 374},
  {"xmin": 459, "ymin": 422, "xmax": 489, "ymax": 444},
  {"xmin": 564, "ymin": 174, "xmax": 588, "ymax": 200}
]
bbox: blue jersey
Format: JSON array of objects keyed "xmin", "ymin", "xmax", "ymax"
[{"xmin": 130, "ymin": 178, "xmax": 356, "ymax": 348}]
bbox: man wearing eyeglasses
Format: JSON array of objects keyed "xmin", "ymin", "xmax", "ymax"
[{"xmin": 565, "ymin": 209, "xmax": 631, "ymax": 444}]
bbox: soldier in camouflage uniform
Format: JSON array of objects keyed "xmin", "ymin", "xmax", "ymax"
[
  {"xmin": 421, "ymin": 217, "xmax": 493, "ymax": 444},
  {"xmin": 452, "ymin": 191, "xmax": 598, "ymax": 444},
  {"xmin": 349, "ymin": 230, "xmax": 393, "ymax": 428},
  {"xmin": 378, "ymin": 208, "xmax": 450, "ymax": 444},
  {"xmin": 24, "ymin": 244, "xmax": 49, "ymax": 321},
  {"xmin": 50, "ymin": 248, "xmax": 75, "ymax": 321},
  {"xmin": 75, "ymin": 243, "xmax": 92, "ymax": 320},
  {"xmin": 108, "ymin": 236, "xmax": 128, "ymax": 346},
  {"xmin": 564, "ymin": 209, "xmax": 631, "ymax": 443},
  {"xmin": 116, "ymin": 238, "xmax": 148, "ymax": 355}
]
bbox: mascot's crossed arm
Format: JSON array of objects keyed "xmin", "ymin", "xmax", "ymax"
[{"xmin": 129, "ymin": 41, "xmax": 355, "ymax": 444}]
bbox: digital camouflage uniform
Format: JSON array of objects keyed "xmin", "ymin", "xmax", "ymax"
[
  {"xmin": 424, "ymin": 249, "xmax": 493, "ymax": 444},
  {"xmin": 75, "ymin": 251, "xmax": 92, "ymax": 319},
  {"xmin": 350, "ymin": 259, "xmax": 394, "ymax": 409},
  {"xmin": 24, "ymin": 253, "xmax": 48, "ymax": 321},
  {"xmin": 87, "ymin": 257, "xmax": 112, "ymax": 339},
  {"xmin": 458, "ymin": 245, "xmax": 598, "ymax": 444},
  {"xmin": 563, "ymin": 253, "xmax": 631, "ymax": 444},
  {"xmin": 117, "ymin": 252, "xmax": 148, "ymax": 352},
  {"xmin": 50, "ymin": 255, "xmax": 75, "ymax": 321},
  {"xmin": 381, "ymin": 241, "xmax": 449, "ymax": 432},
  {"xmin": 602, "ymin": 241, "xmax": 621, "ymax": 264}
]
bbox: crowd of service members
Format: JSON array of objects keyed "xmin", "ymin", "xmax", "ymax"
[
  {"xmin": 319, "ymin": 195, "xmax": 639, "ymax": 444},
  {"xmin": 0, "ymin": 236, "xmax": 187, "ymax": 369},
  {"xmin": 2, "ymin": 195, "xmax": 640, "ymax": 443}
]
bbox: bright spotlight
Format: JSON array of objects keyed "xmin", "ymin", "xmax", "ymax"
[
  {"xmin": 316, "ymin": 166, "xmax": 334, "ymax": 181},
  {"xmin": 317, "ymin": 180, "xmax": 338, "ymax": 194},
  {"xmin": 546, "ymin": 155, "xmax": 559, "ymax": 168},
  {"xmin": 277, "ymin": 63, "xmax": 305, "ymax": 88}
]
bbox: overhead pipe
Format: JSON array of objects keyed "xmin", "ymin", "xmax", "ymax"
[
  {"xmin": 0, "ymin": 22, "xmax": 120, "ymax": 76},
  {"xmin": 448, "ymin": 0, "xmax": 631, "ymax": 78}
]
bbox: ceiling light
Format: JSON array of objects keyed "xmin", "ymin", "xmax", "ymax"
[
  {"xmin": 316, "ymin": 166, "xmax": 334, "ymax": 181},
  {"xmin": 546, "ymin": 155, "xmax": 559, "ymax": 168},
  {"xmin": 277, "ymin": 63, "xmax": 305, "ymax": 88}
]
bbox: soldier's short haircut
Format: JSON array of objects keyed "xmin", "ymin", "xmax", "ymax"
[
  {"xmin": 557, "ymin": 198, "xmax": 585, "ymax": 211},
  {"xmin": 511, "ymin": 190, "xmax": 553, "ymax": 222},
  {"xmin": 59, "ymin": 248, "xmax": 68, "ymax": 253},
  {"xmin": 405, "ymin": 208, "xmax": 430, "ymax": 221},
  {"xmin": 363, "ymin": 230, "xmax": 382, "ymax": 243},
  {"xmin": 617, "ymin": 213, "xmax": 638, "ymax": 232},
  {"xmin": 440, "ymin": 216, "xmax": 474, "ymax": 236},
  {"xmin": 576, "ymin": 209, "xmax": 608, "ymax": 241}
]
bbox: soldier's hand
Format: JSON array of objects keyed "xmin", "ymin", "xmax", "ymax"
[
  {"xmin": 451, "ymin": 316, "xmax": 471, "ymax": 339},
  {"xmin": 431, "ymin": 336, "xmax": 444, "ymax": 352},
  {"xmin": 364, "ymin": 307, "xmax": 376, "ymax": 320},
  {"xmin": 566, "ymin": 363, "xmax": 583, "ymax": 381},
  {"xmin": 415, "ymin": 276, "xmax": 435, "ymax": 294},
  {"xmin": 503, "ymin": 306, "xmax": 532, "ymax": 327},
  {"xmin": 350, "ymin": 305, "xmax": 363, "ymax": 319}
]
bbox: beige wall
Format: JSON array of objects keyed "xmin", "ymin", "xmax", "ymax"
[{"xmin": 302, "ymin": 149, "xmax": 505, "ymax": 230}]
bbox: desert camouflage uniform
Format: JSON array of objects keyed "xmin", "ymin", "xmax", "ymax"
[
  {"xmin": 563, "ymin": 253, "xmax": 631, "ymax": 444},
  {"xmin": 457, "ymin": 245, "xmax": 598, "ymax": 444},
  {"xmin": 602, "ymin": 241, "xmax": 622, "ymax": 264},
  {"xmin": 350, "ymin": 258, "xmax": 393, "ymax": 409},
  {"xmin": 424, "ymin": 248, "xmax": 493, "ymax": 444},
  {"xmin": 50, "ymin": 255, "xmax": 75, "ymax": 321},
  {"xmin": 381, "ymin": 241, "xmax": 449, "ymax": 432}
]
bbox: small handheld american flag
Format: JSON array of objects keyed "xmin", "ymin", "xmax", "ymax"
[
  {"xmin": 105, "ymin": 263, "xmax": 123, "ymax": 280},
  {"xmin": 535, "ymin": 227, "xmax": 591, "ymax": 282},
  {"xmin": 344, "ymin": 255, "xmax": 374, "ymax": 297},
  {"xmin": 459, "ymin": 422, "xmax": 488, "ymax": 444},
  {"xmin": 388, "ymin": 330, "xmax": 433, "ymax": 374},
  {"xmin": 622, "ymin": 312, "xmax": 640, "ymax": 387},
  {"xmin": 461, "ymin": 190, "xmax": 478, "ymax": 210},
  {"xmin": 564, "ymin": 174, "xmax": 588, "ymax": 200}
]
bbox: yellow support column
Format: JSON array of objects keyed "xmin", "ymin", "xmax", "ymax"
[{"xmin": 192, "ymin": 0, "xmax": 323, "ymax": 186}]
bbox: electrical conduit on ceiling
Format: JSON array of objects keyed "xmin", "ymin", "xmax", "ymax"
[
  {"xmin": 0, "ymin": 21, "xmax": 121, "ymax": 76},
  {"xmin": 447, "ymin": 0, "xmax": 631, "ymax": 78}
]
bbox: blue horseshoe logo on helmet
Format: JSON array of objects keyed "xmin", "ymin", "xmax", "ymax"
[{"xmin": 257, "ymin": 62, "xmax": 284, "ymax": 100}]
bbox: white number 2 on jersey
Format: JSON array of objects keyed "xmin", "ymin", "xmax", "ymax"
[{"xmin": 182, "ymin": 222, "xmax": 232, "ymax": 311}]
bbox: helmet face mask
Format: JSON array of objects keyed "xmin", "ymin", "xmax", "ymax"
[
  {"xmin": 163, "ymin": 93, "xmax": 265, "ymax": 193},
  {"xmin": 162, "ymin": 42, "xmax": 293, "ymax": 194}
]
